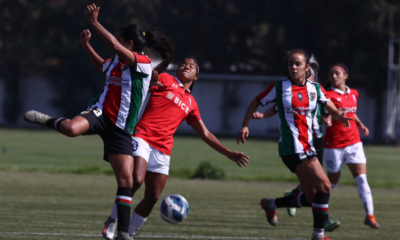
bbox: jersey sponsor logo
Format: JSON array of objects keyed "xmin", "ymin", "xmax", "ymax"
[
  {"xmin": 309, "ymin": 92, "xmax": 316, "ymax": 101},
  {"xmin": 172, "ymin": 83, "xmax": 179, "ymax": 88},
  {"xmin": 339, "ymin": 106, "xmax": 357, "ymax": 113},
  {"xmin": 93, "ymin": 108, "xmax": 103, "ymax": 117},
  {"xmin": 298, "ymin": 92, "xmax": 303, "ymax": 101},
  {"xmin": 289, "ymin": 107, "xmax": 310, "ymax": 115},
  {"xmin": 166, "ymin": 92, "xmax": 174, "ymax": 100},
  {"xmin": 337, "ymin": 97, "xmax": 341, "ymax": 102},
  {"xmin": 132, "ymin": 139, "xmax": 138, "ymax": 151},
  {"xmin": 174, "ymin": 97, "xmax": 190, "ymax": 114},
  {"xmin": 283, "ymin": 93, "xmax": 293, "ymax": 97}
]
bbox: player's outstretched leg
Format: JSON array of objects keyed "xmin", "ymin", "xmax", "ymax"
[{"xmin": 24, "ymin": 110, "xmax": 89, "ymax": 137}]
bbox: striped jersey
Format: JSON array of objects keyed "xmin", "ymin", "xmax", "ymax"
[
  {"xmin": 90, "ymin": 52, "xmax": 152, "ymax": 135},
  {"xmin": 257, "ymin": 79, "xmax": 329, "ymax": 157}
]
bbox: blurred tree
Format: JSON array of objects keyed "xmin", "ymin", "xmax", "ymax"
[{"xmin": 1, "ymin": 0, "xmax": 400, "ymax": 138}]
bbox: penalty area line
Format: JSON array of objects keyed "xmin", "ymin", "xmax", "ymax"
[{"xmin": 0, "ymin": 232, "xmax": 306, "ymax": 239}]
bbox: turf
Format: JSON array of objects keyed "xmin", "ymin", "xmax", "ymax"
[
  {"xmin": 0, "ymin": 171, "xmax": 399, "ymax": 240},
  {"xmin": 0, "ymin": 129, "xmax": 399, "ymax": 188}
]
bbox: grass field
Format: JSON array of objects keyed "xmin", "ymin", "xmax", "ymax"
[
  {"xmin": 1, "ymin": 129, "xmax": 400, "ymax": 188},
  {"xmin": 0, "ymin": 129, "xmax": 400, "ymax": 239},
  {"xmin": 0, "ymin": 172, "xmax": 399, "ymax": 240}
]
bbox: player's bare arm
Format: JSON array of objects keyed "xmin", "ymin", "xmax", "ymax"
[
  {"xmin": 80, "ymin": 29, "xmax": 104, "ymax": 73},
  {"xmin": 355, "ymin": 114, "xmax": 369, "ymax": 136},
  {"xmin": 84, "ymin": 3, "xmax": 137, "ymax": 67},
  {"xmin": 190, "ymin": 120, "xmax": 250, "ymax": 168},
  {"xmin": 323, "ymin": 100, "xmax": 354, "ymax": 128},
  {"xmin": 253, "ymin": 106, "xmax": 278, "ymax": 120},
  {"xmin": 237, "ymin": 98, "xmax": 261, "ymax": 144}
]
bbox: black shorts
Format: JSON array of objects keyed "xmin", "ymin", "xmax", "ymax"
[
  {"xmin": 313, "ymin": 137, "xmax": 324, "ymax": 166},
  {"xmin": 80, "ymin": 108, "xmax": 133, "ymax": 161},
  {"xmin": 281, "ymin": 152, "xmax": 316, "ymax": 173}
]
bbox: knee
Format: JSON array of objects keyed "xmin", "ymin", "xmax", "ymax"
[
  {"xmin": 321, "ymin": 181, "xmax": 331, "ymax": 194},
  {"xmin": 117, "ymin": 174, "xmax": 133, "ymax": 188},
  {"xmin": 132, "ymin": 176, "xmax": 145, "ymax": 190}
]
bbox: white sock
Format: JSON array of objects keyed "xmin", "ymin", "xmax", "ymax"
[
  {"xmin": 354, "ymin": 174, "xmax": 374, "ymax": 216},
  {"xmin": 110, "ymin": 203, "xmax": 118, "ymax": 220},
  {"xmin": 129, "ymin": 211, "xmax": 147, "ymax": 235},
  {"xmin": 313, "ymin": 228, "xmax": 324, "ymax": 239},
  {"xmin": 331, "ymin": 182, "xmax": 338, "ymax": 188}
]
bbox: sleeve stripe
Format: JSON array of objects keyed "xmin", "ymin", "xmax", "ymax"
[
  {"xmin": 134, "ymin": 53, "xmax": 151, "ymax": 64},
  {"xmin": 103, "ymin": 54, "xmax": 116, "ymax": 74},
  {"xmin": 257, "ymin": 82, "xmax": 276, "ymax": 106}
]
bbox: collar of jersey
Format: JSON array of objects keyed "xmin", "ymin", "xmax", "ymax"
[
  {"xmin": 331, "ymin": 86, "xmax": 350, "ymax": 95},
  {"xmin": 287, "ymin": 78, "xmax": 309, "ymax": 87},
  {"xmin": 174, "ymin": 77, "xmax": 191, "ymax": 93}
]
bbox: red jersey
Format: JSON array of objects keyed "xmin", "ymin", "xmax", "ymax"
[
  {"xmin": 323, "ymin": 86, "xmax": 360, "ymax": 149},
  {"xmin": 133, "ymin": 73, "xmax": 202, "ymax": 155}
]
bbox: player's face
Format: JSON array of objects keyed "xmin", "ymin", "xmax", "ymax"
[
  {"xmin": 288, "ymin": 53, "xmax": 310, "ymax": 81},
  {"xmin": 329, "ymin": 66, "xmax": 348, "ymax": 87},
  {"xmin": 116, "ymin": 31, "xmax": 134, "ymax": 51},
  {"xmin": 177, "ymin": 58, "xmax": 198, "ymax": 83}
]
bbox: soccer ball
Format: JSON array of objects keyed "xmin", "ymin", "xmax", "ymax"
[{"xmin": 159, "ymin": 194, "xmax": 189, "ymax": 224}]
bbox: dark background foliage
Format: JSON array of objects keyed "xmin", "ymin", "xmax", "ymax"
[{"xmin": 1, "ymin": 0, "xmax": 400, "ymax": 138}]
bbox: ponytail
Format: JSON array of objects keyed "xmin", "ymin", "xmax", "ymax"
[
  {"xmin": 144, "ymin": 27, "xmax": 174, "ymax": 74},
  {"xmin": 118, "ymin": 24, "xmax": 174, "ymax": 74}
]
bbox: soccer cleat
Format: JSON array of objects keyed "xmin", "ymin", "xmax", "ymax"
[
  {"xmin": 311, "ymin": 236, "xmax": 331, "ymax": 240},
  {"xmin": 284, "ymin": 190, "xmax": 296, "ymax": 217},
  {"xmin": 102, "ymin": 217, "xmax": 117, "ymax": 240},
  {"xmin": 260, "ymin": 198, "xmax": 278, "ymax": 226},
  {"xmin": 115, "ymin": 231, "xmax": 133, "ymax": 240},
  {"xmin": 364, "ymin": 215, "xmax": 380, "ymax": 229},
  {"xmin": 24, "ymin": 110, "xmax": 52, "ymax": 127},
  {"xmin": 325, "ymin": 215, "xmax": 340, "ymax": 232}
]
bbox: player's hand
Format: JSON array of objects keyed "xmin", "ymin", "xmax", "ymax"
[
  {"xmin": 339, "ymin": 112, "xmax": 354, "ymax": 128},
  {"xmin": 80, "ymin": 29, "xmax": 91, "ymax": 44},
  {"xmin": 150, "ymin": 69, "xmax": 163, "ymax": 87},
  {"xmin": 84, "ymin": 3, "xmax": 100, "ymax": 24},
  {"xmin": 237, "ymin": 126, "xmax": 249, "ymax": 145},
  {"xmin": 360, "ymin": 125, "xmax": 369, "ymax": 136},
  {"xmin": 226, "ymin": 151, "xmax": 250, "ymax": 168},
  {"xmin": 252, "ymin": 112, "xmax": 264, "ymax": 119},
  {"xmin": 322, "ymin": 115, "xmax": 332, "ymax": 127}
]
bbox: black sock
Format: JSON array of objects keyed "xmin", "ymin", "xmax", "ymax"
[
  {"xmin": 312, "ymin": 191, "xmax": 330, "ymax": 232},
  {"xmin": 45, "ymin": 117, "xmax": 66, "ymax": 132},
  {"xmin": 275, "ymin": 194, "xmax": 296, "ymax": 208},
  {"xmin": 291, "ymin": 186, "xmax": 300, "ymax": 194},
  {"xmin": 300, "ymin": 193, "xmax": 311, "ymax": 207},
  {"xmin": 115, "ymin": 187, "xmax": 132, "ymax": 233}
]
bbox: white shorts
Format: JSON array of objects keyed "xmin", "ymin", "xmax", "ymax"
[
  {"xmin": 131, "ymin": 137, "xmax": 170, "ymax": 175},
  {"xmin": 324, "ymin": 142, "xmax": 366, "ymax": 173}
]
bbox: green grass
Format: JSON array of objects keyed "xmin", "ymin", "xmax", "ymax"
[
  {"xmin": 1, "ymin": 129, "xmax": 400, "ymax": 188},
  {"xmin": 0, "ymin": 171, "xmax": 399, "ymax": 240}
]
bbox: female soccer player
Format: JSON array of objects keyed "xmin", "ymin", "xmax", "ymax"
[
  {"xmin": 251, "ymin": 56, "xmax": 340, "ymax": 232},
  {"xmin": 323, "ymin": 64, "xmax": 379, "ymax": 229},
  {"xmin": 102, "ymin": 58, "xmax": 250, "ymax": 240},
  {"xmin": 238, "ymin": 49, "xmax": 353, "ymax": 240},
  {"xmin": 24, "ymin": 4, "xmax": 172, "ymax": 240}
]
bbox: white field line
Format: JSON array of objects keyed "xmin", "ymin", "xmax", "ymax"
[{"xmin": 0, "ymin": 232, "xmax": 306, "ymax": 239}]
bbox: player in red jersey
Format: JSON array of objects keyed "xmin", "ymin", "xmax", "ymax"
[
  {"xmin": 323, "ymin": 64, "xmax": 380, "ymax": 229},
  {"xmin": 102, "ymin": 58, "xmax": 250, "ymax": 239},
  {"xmin": 24, "ymin": 4, "xmax": 173, "ymax": 240}
]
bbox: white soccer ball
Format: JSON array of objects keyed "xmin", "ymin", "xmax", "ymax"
[{"xmin": 159, "ymin": 194, "xmax": 189, "ymax": 224}]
